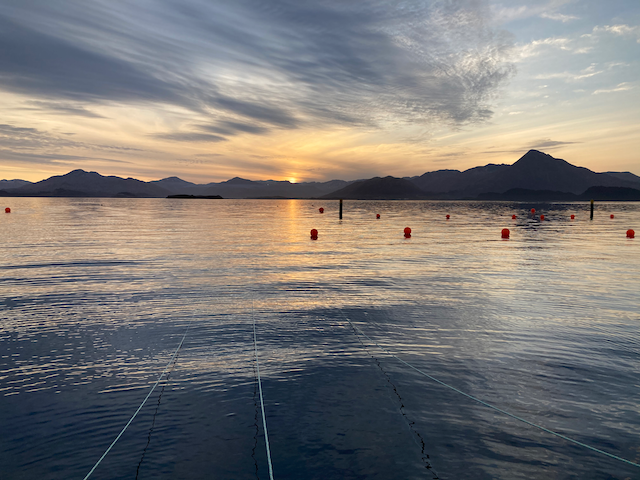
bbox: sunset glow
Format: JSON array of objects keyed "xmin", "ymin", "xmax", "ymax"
[{"xmin": 0, "ymin": 1, "xmax": 638, "ymax": 183}]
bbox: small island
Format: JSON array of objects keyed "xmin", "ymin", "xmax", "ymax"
[{"xmin": 167, "ymin": 194, "xmax": 223, "ymax": 199}]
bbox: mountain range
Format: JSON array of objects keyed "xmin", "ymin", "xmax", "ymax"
[{"xmin": 1, "ymin": 150, "xmax": 639, "ymax": 200}]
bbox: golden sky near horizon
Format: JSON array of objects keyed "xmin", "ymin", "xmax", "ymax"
[{"xmin": 1, "ymin": 0, "xmax": 639, "ymax": 183}]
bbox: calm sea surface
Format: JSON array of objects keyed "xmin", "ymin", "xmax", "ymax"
[{"xmin": 0, "ymin": 198, "xmax": 638, "ymax": 480}]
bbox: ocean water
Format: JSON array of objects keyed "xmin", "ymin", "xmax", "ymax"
[{"xmin": 0, "ymin": 198, "xmax": 638, "ymax": 480}]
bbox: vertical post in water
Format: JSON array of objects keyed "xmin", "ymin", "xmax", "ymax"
[
  {"xmin": 339, "ymin": 199, "xmax": 343, "ymax": 219},
  {"xmin": 590, "ymin": 199, "xmax": 594, "ymax": 220}
]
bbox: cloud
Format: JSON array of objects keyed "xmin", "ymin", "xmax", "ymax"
[
  {"xmin": 197, "ymin": 121, "xmax": 270, "ymax": 136},
  {"xmin": 533, "ymin": 63, "xmax": 604, "ymax": 82},
  {"xmin": 153, "ymin": 132, "xmax": 228, "ymax": 143},
  {"xmin": 0, "ymin": 0, "xmax": 515, "ymax": 130},
  {"xmin": 491, "ymin": 0, "xmax": 575, "ymax": 24},
  {"xmin": 21, "ymin": 101, "xmax": 106, "ymax": 118},
  {"xmin": 593, "ymin": 24, "xmax": 640, "ymax": 40},
  {"xmin": 515, "ymin": 37, "xmax": 574, "ymax": 60},
  {"xmin": 592, "ymin": 82, "xmax": 634, "ymax": 95},
  {"xmin": 0, "ymin": 149, "xmax": 131, "ymax": 166},
  {"xmin": 540, "ymin": 12, "xmax": 578, "ymax": 23},
  {"xmin": 0, "ymin": 123, "xmax": 145, "ymax": 153},
  {"xmin": 528, "ymin": 139, "xmax": 578, "ymax": 149}
]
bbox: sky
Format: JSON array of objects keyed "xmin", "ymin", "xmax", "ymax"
[{"xmin": 0, "ymin": 0, "xmax": 638, "ymax": 183}]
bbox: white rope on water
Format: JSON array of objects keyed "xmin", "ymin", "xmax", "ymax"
[
  {"xmin": 338, "ymin": 309, "xmax": 640, "ymax": 469},
  {"xmin": 83, "ymin": 319, "xmax": 193, "ymax": 480},
  {"xmin": 253, "ymin": 300, "xmax": 275, "ymax": 480}
]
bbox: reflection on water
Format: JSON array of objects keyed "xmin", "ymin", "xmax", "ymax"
[{"xmin": 0, "ymin": 198, "xmax": 639, "ymax": 479}]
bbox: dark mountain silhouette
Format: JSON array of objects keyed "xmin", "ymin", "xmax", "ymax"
[
  {"xmin": 409, "ymin": 164, "xmax": 508, "ymax": 197},
  {"xmin": 4, "ymin": 169, "xmax": 170, "ymax": 197},
  {"xmin": 604, "ymin": 172, "xmax": 640, "ymax": 183},
  {"xmin": 167, "ymin": 194, "xmax": 223, "ymax": 199},
  {"xmin": 579, "ymin": 186, "xmax": 640, "ymax": 201},
  {"xmin": 0, "ymin": 179, "xmax": 32, "ymax": 190},
  {"xmin": 2, "ymin": 150, "xmax": 639, "ymax": 199},
  {"xmin": 322, "ymin": 176, "xmax": 428, "ymax": 199},
  {"xmin": 409, "ymin": 150, "xmax": 640, "ymax": 198},
  {"xmin": 197, "ymin": 179, "xmax": 352, "ymax": 198}
]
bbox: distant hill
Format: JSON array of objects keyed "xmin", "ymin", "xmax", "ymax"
[
  {"xmin": 322, "ymin": 176, "xmax": 428, "ymax": 199},
  {"xmin": 4, "ymin": 170, "xmax": 170, "ymax": 197},
  {"xmin": 0, "ymin": 179, "xmax": 32, "ymax": 190},
  {"xmin": 2, "ymin": 150, "xmax": 639, "ymax": 199},
  {"xmin": 579, "ymin": 186, "xmax": 640, "ymax": 201},
  {"xmin": 408, "ymin": 150, "xmax": 640, "ymax": 199}
]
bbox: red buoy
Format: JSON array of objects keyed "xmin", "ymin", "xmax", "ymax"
[
  {"xmin": 627, "ymin": 229, "xmax": 635, "ymax": 238},
  {"xmin": 512, "ymin": 214, "xmax": 516, "ymax": 219},
  {"xmin": 570, "ymin": 214, "xmax": 575, "ymax": 220},
  {"xmin": 540, "ymin": 214, "xmax": 545, "ymax": 221},
  {"xmin": 4, "ymin": 207, "xmax": 10, "ymax": 213},
  {"xmin": 319, "ymin": 207, "xmax": 324, "ymax": 213},
  {"xmin": 310, "ymin": 228, "xmax": 318, "ymax": 239},
  {"xmin": 376, "ymin": 213, "xmax": 380, "ymax": 219},
  {"xmin": 446, "ymin": 214, "xmax": 450, "ymax": 220},
  {"xmin": 610, "ymin": 214, "xmax": 614, "ymax": 219},
  {"xmin": 404, "ymin": 227, "xmax": 411, "ymax": 238},
  {"xmin": 530, "ymin": 208, "xmax": 536, "ymax": 214},
  {"xmin": 501, "ymin": 228, "xmax": 510, "ymax": 239}
]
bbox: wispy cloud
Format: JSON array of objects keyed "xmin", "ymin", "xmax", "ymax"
[
  {"xmin": 540, "ymin": 12, "xmax": 578, "ymax": 23},
  {"xmin": 528, "ymin": 139, "xmax": 578, "ymax": 150},
  {"xmin": 0, "ymin": 0, "xmax": 515, "ymax": 132},
  {"xmin": 593, "ymin": 24, "xmax": 640, "ymax": 42},
  {"xmin": 592, "ymin": 82, "xmax": 634, "ymax": 95},
  {"xmin": 491, "ymin": 0, "xmax": 575, "ymax": 24}
]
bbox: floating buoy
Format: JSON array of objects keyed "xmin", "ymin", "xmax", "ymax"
[
  {"xmin": 446, "ymin": 214, "xmax": 450, "ymax": 220},
  {"xmin": 501, "ymin": 228, "xmax": 510, "ymax": 239},
  {"xmin": 310, "ymin": 228, "xmax": 318, "ymax": 239},
  {"xmin": 319, "ymin": 207, "xmax": 324, "ymax": 214},
  {"xmin": 610, "ymin": 214, "xmax": 614, "ymax": 219},
  {"xmin": 540, "ymin": 214, "xmax": 545, "ymax": 221},
  {"xmin": 627, "ymin": 229, "xmax": 635, "ymax": 238},
  {"xmin": 376, "ymin": 213, "xmax": 380, "ymax": 219},
  {"xmin": 4, "ymin": 207, "xmax": 10, "ymax": 213},
  {"xmin": 530, "ymin": 208, "xmax": 536, "ymax": 214},
  {"xmin": 570, "ymin": 214, "xmax": 575, "ymax": 220},
  {"xmin": 512, "ymin": 214, "xmax": 516, "ymax": 219},
  {"xmin": 404, "ymin": 227, "xmax": 411, "ymax": 238}
]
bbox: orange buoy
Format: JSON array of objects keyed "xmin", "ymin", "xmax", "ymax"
[
  {"xmin": 512, "ymin": 214, "xmax": 516, "ymax": 219},
  {"xmin": 319, "ymin": 207, "xmax": 324, "ymax": 213},
  {"xmin": 540, "ymin": 214, "xmax": 545, "ymax": 221},
  {"xmin": 610, "ymin": 214, "xmax": 614, "ymax": 219},
  {"xmin": 501, "ymin": 228, "xmax": 510, "ymax": 239},
  {"xmin": 446, "ymin": 214, "xmax": 450, "ymax": 220},
  {"xmin": 530, "ymin": 208, "xmax": 536, "ymax": 214},
  {"xmin": 4, "ymin": 207, "xmax": 10, "ymax": 213},
  {"xmin": 570, "ymin": 214, "xmax": 575, "ymax": 220},
  {"xmin": 310, "ymin": 228, "xmax": 318, "ymax": 239},
  {"xmin": 627, "ymin": 229, "xmax": 635, "ymax": 238},
  {"xmin": 376, "ymin": 213, "xmax": 380, "ymax": 219},
  {"xmin": 404, "ymin": 227, "xmax": 411, "ymax": 238}
]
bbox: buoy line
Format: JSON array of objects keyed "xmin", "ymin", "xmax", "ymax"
[
  {"xmin": 83, "ymin": 318, "xmax": 193, "ymax": 480},
  {"xmin": 253, "ymin": 300, "xmax": 275, "ymax": 480},
  {"xmin": 337, "ymin": 309, "xmax": 640, "ymax": 469}
]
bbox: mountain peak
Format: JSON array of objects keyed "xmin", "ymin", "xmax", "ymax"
[
  {"xmin": 223, "ymin": 177, "xmax": 253, "ymax": 184},
  {"xmin": 516, "ymin": 149, "xmax": 557, "ymax": 163}
]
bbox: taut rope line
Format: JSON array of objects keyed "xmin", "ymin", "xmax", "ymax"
[
  {"xmin": 338, "ymin": 309, "xmax": 640, "ymax": 469},
  {"xmin": 83, "ymin": 318, "xmax": 193, "ymax": 480},
  {"xmin": 253, "ymin": 300, "xmax": 275, "ymax": 480}
]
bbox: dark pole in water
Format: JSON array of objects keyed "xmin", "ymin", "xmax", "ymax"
[
  {"xmin": 339, "ymin": 199, "xmax": 343, "ymax": 219},
  {"xmin": 590, "ymin": 199, "xmax": 594, "ymax": 220}
]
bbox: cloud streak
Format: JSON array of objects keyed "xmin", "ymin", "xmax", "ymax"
[{"xmin": 0, "ymin": 0, "xmax": 515, "ymax": 138}]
